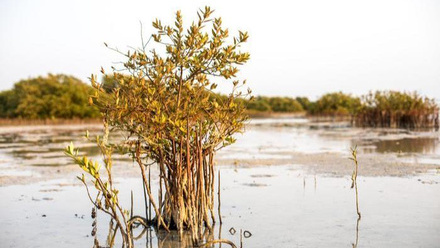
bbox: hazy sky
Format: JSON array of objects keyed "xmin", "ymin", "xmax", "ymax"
[{"xmin": 1, "ymin": 0, "xmax": 439, "ymax": 100}]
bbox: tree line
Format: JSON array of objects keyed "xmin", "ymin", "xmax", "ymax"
[
  {"xmin": 0, "ymin": 74, "xmax": 307, "ymax": 118},
  {"xmin": 0, "ymin": 74, "xmax": 100, "ymax": 119},
  {"xmin": 0, "ymin": 74, "xmax": 438, "ymax": 128}
]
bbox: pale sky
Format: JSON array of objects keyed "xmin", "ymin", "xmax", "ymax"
[{"xmin": 1, "ymin": 0, "xmax": 439, "ymax": 100}]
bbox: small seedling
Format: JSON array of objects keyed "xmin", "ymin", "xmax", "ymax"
[{"xmin": 350, "ymin": 146, "xmax": 361, "ymax": 219}]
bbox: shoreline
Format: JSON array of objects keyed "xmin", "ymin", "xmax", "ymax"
[{"xmin": 0, "ymin": 118, "xmax": 102, "ymax": 127}]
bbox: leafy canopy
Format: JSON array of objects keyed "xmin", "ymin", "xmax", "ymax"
[{"xmin": 91, "ymin": 6, "xmax": 251, "ymax": 164}]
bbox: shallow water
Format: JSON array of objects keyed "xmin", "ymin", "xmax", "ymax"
[
  {"xmin": 220, "ymin": 119, "xmax": 440, "ymax": 164},
  {"xmin": 0, "ymin": 119, "xmax": 439, "ymax": 169},
  {"xmin": 0, "ymin": 165, "xmax": 439, "ymax": 247},
  {"xmin": 0, "ymin": 119, "xmax": 439, "ymax": 247},
  {"xmin": 360, "ymin": 137, "xmax": 440, "ymax": 154}
]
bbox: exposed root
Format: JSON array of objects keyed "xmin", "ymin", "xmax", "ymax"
[
  {"xmin": 128, "ymin": 215, "xmax": 154, "ymax": 229},
  {"xmin": 197, "ymin": 239, "xmax": 238, "ymax": 248}
]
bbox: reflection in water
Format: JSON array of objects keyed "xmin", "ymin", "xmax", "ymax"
[
  {"xmin": 0, "ymin": 128, "xmax": 103, "ymax": 166},
  {"xmin": 218, "ymin": 224, "xmax": 222, "ymax": 248},
  {"xmin": 355, "ymin": 137, "xmax": 440, "ymax": 154},
  {"xmin": 352, "ymin": 217, "xmax": 360, "ymax": 248},
  {"xmin": 1, "ymin": 124, "xmax": 439, "ymax": 168},
  {"xmin": 0, "ymin": 127, "xmax": 136, "ymax": 166},
  {"xmin": 156, "ymin": 229, "xmax": 199, "ymax": 248},
  {"xmin": 104, "ymin": 219, "xmax": 117, "ymax": 248},
  {"xmin": 98, "ymin": 221, "xmax": 244, "ymax": 248}
]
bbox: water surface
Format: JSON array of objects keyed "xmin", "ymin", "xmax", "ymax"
[{"xmin": 0, "ymin": 119, "xmax": 439, "ymax": 247}]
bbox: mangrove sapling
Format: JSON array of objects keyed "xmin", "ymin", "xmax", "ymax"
[
  {"xmin": 65, "ymin": 121, "xmax": 136, "ymax": 248},
  {"xmin": 349, "ymin": 146, "xmax": 361, "ymax": 247},
  {"xmin": 88, "ymin": 6, "xmax": 251, "ymax": 245},
  {"xmin": 350, "ymin": 146, "xmax": 361, "ymax": 219}
]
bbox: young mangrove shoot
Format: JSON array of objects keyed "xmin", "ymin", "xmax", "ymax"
[{"xmin": 350, "ymin": 146, "xmax": 361, "ymax": 219}]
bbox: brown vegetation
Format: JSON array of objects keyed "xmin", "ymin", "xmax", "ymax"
[{"xmin": 355, "ymin": 91, "xmax": 439, "ymax": 129}]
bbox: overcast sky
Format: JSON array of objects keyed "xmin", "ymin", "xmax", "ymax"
[{"xmin": 1, "ymin": 0, "xmax": 439, "ymax": 100}]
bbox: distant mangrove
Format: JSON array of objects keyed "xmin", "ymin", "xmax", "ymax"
[
  {"xmin": 0, "ymin": 74, "xmax": 100, "ymax": 119},
  {"xmin": 356, "ymin": 91, "xmax": 439, "ymax": 129},
  {"xmin": 0, "ymin": 75, "xmax": 438, "ymax": 129}
]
